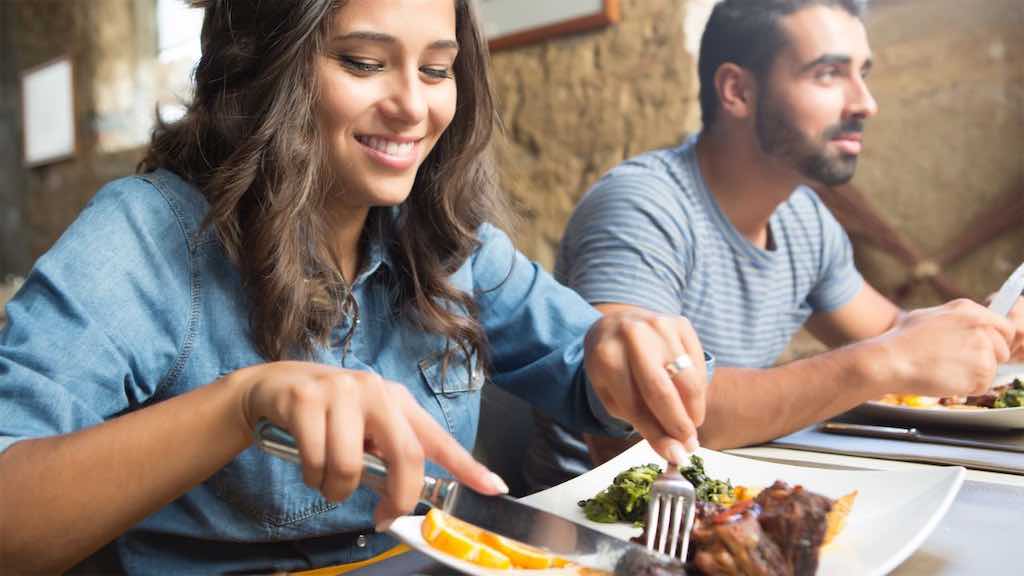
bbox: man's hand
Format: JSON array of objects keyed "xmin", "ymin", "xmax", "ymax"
[
  {"xmin": 1007, "ymin": 296, "xmax": 1024, "ymax": 360},
  {"xmin": 875, "ymin": 299, "xmax": 1015, "ymax": 397},
  {"xmin": 583, "ymin": 311, "xmax": 708, "ymax": 465}
]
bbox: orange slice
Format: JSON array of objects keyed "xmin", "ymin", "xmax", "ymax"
[
  {"xmin": 479, "ymin": 531, "xmax": 566, "ymax": 569},
  {"xmin": 421, "ymin": 508, "xmax": 512, "ymax": 570}
]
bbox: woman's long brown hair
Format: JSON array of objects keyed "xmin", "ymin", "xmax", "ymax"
[{"xmin": 140, "ymin": 0, "xmax": 510, "ymax": 366}]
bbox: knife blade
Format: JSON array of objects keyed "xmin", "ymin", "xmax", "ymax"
[
  {"xmin": 255, "ymin": 421, "xmax": 682, "ymax": 573},
  {"xmin": 989, "ymin": 261, "xmax": 1024, "ymax": 317},
  {"xmin": 821, "ymin": 421, "xmax": 1024, "ymax": 453}
]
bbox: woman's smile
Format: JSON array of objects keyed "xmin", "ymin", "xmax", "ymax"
[{"xmin": 354, "ymin": 134, "xmax": 422, "ymax": 170}]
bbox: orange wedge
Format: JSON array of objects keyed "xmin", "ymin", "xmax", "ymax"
[
  {"xmin": 479, "ymin": 531, "xmax": 569, "ymax": 569},
  {"xmin": 421, "ymin": 508, "xmax": 512, "ymax": 570}
]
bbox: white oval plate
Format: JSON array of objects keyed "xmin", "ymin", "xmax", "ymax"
[
  {"xmin": 853, "ymin": 366, "xmax": 1024, "ymax": 430},
  {"xmin": 390, "ymin": 442, "xmax": 964, "ymax": 576}
]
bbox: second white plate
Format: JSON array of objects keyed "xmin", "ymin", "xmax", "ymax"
[{"xmin": 853, "ymin": 366, "xmax": 1024, "ymax": 430}]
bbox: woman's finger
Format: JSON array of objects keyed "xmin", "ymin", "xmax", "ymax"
[
  {"xmin": 363, "ymin": 384, "xmax": 425, "ymax": 522},
  {"xmin": 400, "ymin": 388, "xmax": 508, "ymax": 496},
  {"xmin": 626, "ymin": 407, "xmax": 691, "ymax": 466},
  {"xmin": 289, "ymin": 391, "xmax": 328, "ymax": 491},
  {"xmin": 622, "ymin": 322, "xmax": 698, "ymax": 450},
  {"xmin": 650, "ymin": 316, "xmax": 707, "ymax": 428},
  {"xmin": 674, "ymin": 317, "xmax": 708, "ymax": 428},
  {"xmin": 320, "ymin": 396, "xmax": 364, "ymax": 502}
]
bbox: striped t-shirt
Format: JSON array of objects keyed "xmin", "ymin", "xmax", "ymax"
[{"xmin": 523, "ymin": 135, "xmax": 863, "ymax": 492}]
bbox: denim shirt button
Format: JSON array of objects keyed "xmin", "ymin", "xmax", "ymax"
[{"xmin": 356, "ymin": 534, "xmax": 368, "ymax": 548}]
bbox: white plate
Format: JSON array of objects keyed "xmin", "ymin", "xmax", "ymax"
[
  {"xmin": 390, "ymin": 442, "xmax": 964, "ymax": 576},
  {"xmin": 853, "ymin": 366, "xmax": 1024, "ymax": 430}
]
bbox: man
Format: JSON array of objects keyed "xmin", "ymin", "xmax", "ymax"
[{"xmin": 524, "ymin": 0, "xmax": 1023, "ymax": 492}]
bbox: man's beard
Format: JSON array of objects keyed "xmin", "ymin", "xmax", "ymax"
[{"xmin": 755, "ymin": 91, "xmax": 863, "ymax": 187}]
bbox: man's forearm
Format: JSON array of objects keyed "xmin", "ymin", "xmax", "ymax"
[{"xmin": 698, "ymin": 340, "xmax": 892, "ymax": 449}]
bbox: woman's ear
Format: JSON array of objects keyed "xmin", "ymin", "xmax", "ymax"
[{"xmin": 714, "ymin": 63, "xmax": 756, "ymax": 120}]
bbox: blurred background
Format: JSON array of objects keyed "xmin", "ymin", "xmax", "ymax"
[{"xmin": 0, "ymin": 0, "xmax": 1021, "ymax": 344}]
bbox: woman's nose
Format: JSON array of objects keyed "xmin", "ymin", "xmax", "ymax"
[{"xmin": 381, "ymin": 70, "xmax": 428, "ymax": 125}]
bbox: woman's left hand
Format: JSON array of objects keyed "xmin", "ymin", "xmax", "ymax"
[{"xmin": 583, "ymin": 307, "xmax": 709, "ymax": 466}]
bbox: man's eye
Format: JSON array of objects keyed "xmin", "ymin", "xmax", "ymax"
[
  {"xmin": 816, "ymin": 66, "xmax": 840, "ymax": 81},
  {"xmin": 339, "ymin": 56, "xmax": 384, "ymax": 73},
  {"xmin": 421, "ymin": 66, "xmax": 454, "ymax": 80}
]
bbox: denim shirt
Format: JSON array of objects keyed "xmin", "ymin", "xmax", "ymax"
[{"xmin": 0, "ymin": 169, "xmax": 619, "ymax": 574}]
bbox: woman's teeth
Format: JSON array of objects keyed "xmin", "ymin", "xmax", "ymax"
[{"xmin": 359, "ymin": 136, "xmax": 415, "ymax": 157}]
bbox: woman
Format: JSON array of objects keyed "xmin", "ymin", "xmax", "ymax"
[{"xmin": 0, "ymin": 0, "xmax": 709, "ymax": 573}]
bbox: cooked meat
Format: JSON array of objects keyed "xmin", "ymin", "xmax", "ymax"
[
  {"xmin": 754, "ymin": 481, "xmax": 832, "ymax": 576},
  {"xmin": 631, "ymin": 482, "xmax": 834, "ymax": 576},
  {"xmin": 690, "ymin": 500, "xmax": 789, "ymax": 576},
  {"xmin": 614, "ymin": 546, "xmax": 690, "ymax": 576}
]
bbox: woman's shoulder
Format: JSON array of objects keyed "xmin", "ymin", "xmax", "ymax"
[{"xmin": 84, "ymin": 170, "xmax": 214, "ymax": 249}]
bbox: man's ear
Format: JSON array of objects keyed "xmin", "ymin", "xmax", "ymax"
[{"xmin": 714, "ymin": 63, "xmax": 756, "ymax": 120}]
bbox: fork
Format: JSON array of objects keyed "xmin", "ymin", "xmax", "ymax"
[{"xmin": 645, "ymin": 466, "xmax": 697, "ymax": 561}]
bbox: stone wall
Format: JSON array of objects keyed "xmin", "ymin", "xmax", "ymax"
[{"xmin": 489, "ymin": 0, "xmax": 708, "ymax": 268}]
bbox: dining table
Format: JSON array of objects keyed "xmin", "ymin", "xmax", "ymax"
[{"xmin": 295, "ymin": 423, "xmax": 1024, "ymax": 576}]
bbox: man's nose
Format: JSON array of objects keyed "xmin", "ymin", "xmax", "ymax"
[{"xmin": 848, "ymin": 74, "xmax": 879, "ymax": 119}]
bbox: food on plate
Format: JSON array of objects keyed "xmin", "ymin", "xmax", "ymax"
[
  {"xmin": 579, "ymin": 457, "xmax": 746, "ymax": 526},
  {"xmin": 879, "ymin": 377, "xmax": 1024, "ymax": 410},
  {"xmin": 578, "ymin": 463, "xmax": 660, "ymax": 524},
  {"xmin": 420, "ymin": 508, "xmax": 602, "ymax": 572},
  {"xmin": 580, "ymin": 456, "xmax": 857, "ymax": 576}
]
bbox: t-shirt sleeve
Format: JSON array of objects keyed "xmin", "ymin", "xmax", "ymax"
[
  {"xmin": 806, "ymin": 196, "xmax": 864, "ymax": 313},
  {"xmin": 556, "ymin": 171, "xmax": 693, "ymax": 315},
  {"xmin": 0, "ymin": 178, "xmax": 192, "ymax": 454}
]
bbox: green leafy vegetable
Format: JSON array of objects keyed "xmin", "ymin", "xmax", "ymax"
[
  {"xmin": 579, "ymin": 456, "xmax": 737, "ymax": 525},
  {"xmin": 994, "ymin": 378, "xmax": 1024, "ymax": 409},
  {"xmin": 578, "ymin": 464, "xmax": 661, "ymax": 524},
  {"xmin": 679, "ymin": 454, "xmax": 734, "ymax": 505}
]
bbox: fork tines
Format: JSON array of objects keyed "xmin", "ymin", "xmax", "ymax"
[{"xmin": 645, "ymin": 469, "xmax": 697, "ymax": 561}]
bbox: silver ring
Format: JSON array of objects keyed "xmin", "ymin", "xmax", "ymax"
[{"xmin": 664, "ymin": 354, "xmax": 693, "ymax": 376}]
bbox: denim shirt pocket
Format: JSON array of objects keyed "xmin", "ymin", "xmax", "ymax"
[
  {"xmin": 206, "ymin": 370, "xmax": 338, "ymax": 533},
  {"xmin": 418, "ymin": 354, "xmax": 485, "ymax": 444}
]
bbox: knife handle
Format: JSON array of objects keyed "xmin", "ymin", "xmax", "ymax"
[
  {"xmin": 821, "ymin": 421, "xmax": 919, "ymax": 440},
  {"xmin": 254, "ymin": 420, "xmax": 457, "ymax": 508}
]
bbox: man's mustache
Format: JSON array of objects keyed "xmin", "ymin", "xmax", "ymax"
[{"xmin": 823, "ymin": 118, "xmax": 865, "ymax": 139}]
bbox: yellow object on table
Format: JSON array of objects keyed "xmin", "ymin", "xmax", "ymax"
[{"xmin": 290, "ymin": 544, "xmax": 412, "ymax": 576}]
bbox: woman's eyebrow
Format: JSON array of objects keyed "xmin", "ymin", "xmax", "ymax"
[{"xmin": 332, "ymin": 30, "xmax": 458, "ymax": 51}]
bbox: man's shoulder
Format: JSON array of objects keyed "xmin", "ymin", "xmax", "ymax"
[
  {"xmin": 583, "ymin": 141, "xmax": 700, "ymax": 208},
  {"xmin": 606, "ymin": 141, "xmax": 693, "ymax": 181}
]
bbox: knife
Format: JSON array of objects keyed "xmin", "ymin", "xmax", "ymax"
[
  {"xmin": 255, "ymin": 421, "xmax": 682, "ymax": 574},
  {"xmin": 820, "ymin": 422, "xmax": 1024, "ymax": 454},
  {"xmin": 989, "ymin": 261, "xmax": 1024, "ymax": 317}
]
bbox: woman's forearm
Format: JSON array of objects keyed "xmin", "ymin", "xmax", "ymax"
[{"xmin": 0, "ymin": 375, "xmax": 252, "ymax": 574}]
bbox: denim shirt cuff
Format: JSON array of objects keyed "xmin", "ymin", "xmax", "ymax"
[{"xmin": 585, "ymin": 352, "xmax": 716, "ymax": 438}]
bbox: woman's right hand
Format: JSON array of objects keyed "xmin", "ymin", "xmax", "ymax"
[{"xmin": 229, "ymin": 361, "xmax": 508, "ymax": 530}]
